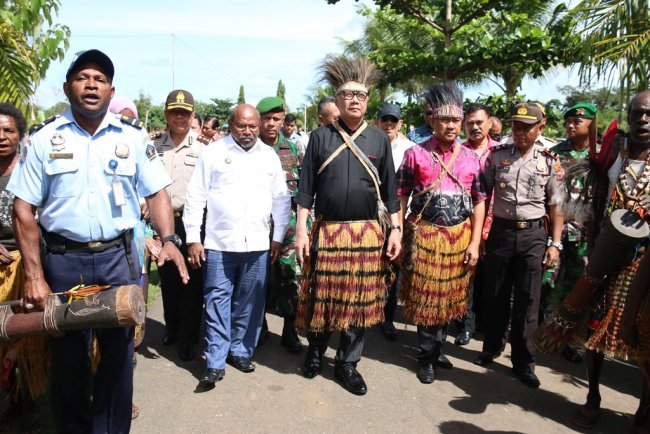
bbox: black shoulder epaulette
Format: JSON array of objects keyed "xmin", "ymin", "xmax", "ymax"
[
  {"xmin": 196, "ymin": 135, "xmax": 210, "ymax": 145},
  {"xmin": 542, "ymin": 148, "xmax": 560, "ymax": 160},
  {"xmin": 490, "ymin": 143, "xmax": 512, "ymax": 152},
  {"xmin": 149, "ymin": 131, "xmax": 163, "ymax": 141},
  {"xmin": 29, "ymin": 114, "xmax": 59, "ymax": 135},
  {"xmin": 119, "ymin": 114, "xmax": 143, "ymax": 129}
]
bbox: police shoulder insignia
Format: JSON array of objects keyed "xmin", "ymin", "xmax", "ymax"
[
  {"xmin": 491, "ymin": 143, "xmax": 512, "ymax": 152},
  {"xmin": 146, "ymin": 144, "xmax": 157, "ymax": 160},
  {"xmin": 19, "ymin": 142, "xmax": 29, "ymax": 164},
  {"xmin": 119, "ymin": 115, "xmax": 143, "ymax": 129},
  {"xmin": 196, "ymin": 135, "xmax": 210, "ymax": 145},
  {"xmin": 29, "ymin": 114, "xmax": 60, "ymax": 135},
  {"xmin": 542, "ymin": 148, "xmax": 559, "ymax": 160}
]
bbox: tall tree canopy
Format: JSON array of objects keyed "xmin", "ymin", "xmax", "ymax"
[{"xmin": 0, "ymin": 0, "xmax": 70, "ymax": 116}]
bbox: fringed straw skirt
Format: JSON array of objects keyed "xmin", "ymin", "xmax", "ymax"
[
  {"xmin": 586, "ymin": 253, "xmax": 646, "ymax": 360},
  {"xmin": 296, "ymin": 220, "xmax": 388, "ymax": 333},
  {"xmin": 0, "ymin": 251, "xmax": 49, "ymax": 400},
  {"xmin": 400, "ymin": 218, "xmax": 472, "ymax": 326}
]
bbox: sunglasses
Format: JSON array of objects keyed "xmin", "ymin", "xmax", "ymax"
[{"xmin": 380, "ymin": 116, "xmax": 399, "ymax": 123}]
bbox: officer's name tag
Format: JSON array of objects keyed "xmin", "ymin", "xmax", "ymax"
[
  {"xmin": 49, "ymin": 152, "xmax": 73, "ymax": 159},
  {"xmin": 113, "ymin": 180, "xmax": 126, "ymax": 207},
  {"xmin": 496, "ymin": 165, "xmax": 510, "ymax": 171}
]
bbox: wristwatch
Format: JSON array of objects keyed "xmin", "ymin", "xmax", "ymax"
[
  {"xmin": 548, "ymin": 240, "xmax": 563, "ymax": 251},
  {"xmin": 390, "ymin": 224, "xmax": 402, "ymax": 231},
  {"xmin": 162, "ymin": 234, "xmax": 182, "ymax": 248}
]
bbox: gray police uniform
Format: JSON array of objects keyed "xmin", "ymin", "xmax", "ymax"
[
  {"xmin": 8, "ymin": 109, "xmax": 170, "ymax": 433},
  {"xmin": 481, "ymin": 140, "xmax": 565, "ymax": 371},
  {"xmin": 152, "ymin": 130, "xmax": 205, "ymax": 355}
]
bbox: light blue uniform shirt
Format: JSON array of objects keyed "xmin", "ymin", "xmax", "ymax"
[{"xmin": 8, "ymin": 109, "xmax": 171, "ymax": 242}]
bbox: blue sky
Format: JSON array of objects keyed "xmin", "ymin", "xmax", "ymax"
[{"xmin": 34, "ymin": 0, "xmax": 582, "ymax": 113}]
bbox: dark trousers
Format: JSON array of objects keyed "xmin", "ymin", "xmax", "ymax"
[
  {"xmin": 453, "ymin": 274, "xmax": 477, "ymax": 335},
  {"xmin": 417, "ymin": 325, "xmax": 447, "ymax": 361},
  {"xmin": 384, "ymin": 268, "xmax": 399, "ymax": 323},
  {"xmin": 482, "ymin": 224, "xmax": 546, "ymax": 371},
  {"xmin": 307, "ymin": 327, "xmax": 365, "ymax": 365},
  {"xmin": 45, "ymin": 241, "xmax": 139, "ymax": 434},
  {"xmin": 159, "ymin": 215, "xmax": 203, "ymax": 348}
]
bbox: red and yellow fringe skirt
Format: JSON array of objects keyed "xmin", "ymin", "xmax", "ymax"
[
  {"xmin": 296, "ymin": 220, "xmax": 388, "ymax": 333},
  {"xmin": 0, "ymin": 251, "xmax": 49, "ymax": 400},
  {"xmin": 586, "ymin": 254, "xmax": 647, "ymax": 360},
  {"xmin": 400, "ymin": 218, "xmax": 472, "ymax": 326}
]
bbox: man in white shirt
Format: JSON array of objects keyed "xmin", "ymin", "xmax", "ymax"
[
  {"xmin": 183, "ymin": 104, "xmax": 291, "ymax": 387},
  {"xmin": 375, "ymin": 102, "xmax": 415, "ymax": 340}
]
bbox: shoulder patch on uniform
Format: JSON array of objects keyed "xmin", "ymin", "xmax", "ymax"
[
  {"xmin": 196, "ymin": 135, "xmax": 210, "ymax": 145},
  {"xmin": 19, "ymin": 141, "xmax": 29, "ymax": 164},
  {"xmin": 29, "ymin": 114, "xmax": 59, "ymax": 135},
  {"xmin": 146, "ymin": 144, "xmax": 156, "ymax": 160},
  {"xmin": 490, "ymin": 143, "xmax": 513, "ymax": 152},
  {"xmin": 119, "ymin": 114, "xmax": 143, "ymax": 129}
]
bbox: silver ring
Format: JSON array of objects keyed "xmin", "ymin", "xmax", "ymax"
[{"xmin": 24, "ymin": 302, "xmax": 34, "ymax": 310}]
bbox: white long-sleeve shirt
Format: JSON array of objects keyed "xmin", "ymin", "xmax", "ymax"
[{"xmin": 183, "ymin": 134, "xmax": 291, "ymax": 252}]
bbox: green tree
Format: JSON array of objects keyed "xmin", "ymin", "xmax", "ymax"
[
  {"xmin": 205, "ymin": 98, "xmax": 235, "ymax": 123},
  {"xmin": 133, "ymin": 91, "xmax": 165, "ymax": 132},
  {"xmin": 238, "ymin": 85, "xmax": 246, "ymax": 104},
  {"xmin": 339, "ymin": 1, "xmax": 579, "ymax": 99},
  {"xmin": 276, "ymin": 80, "xmax": 286, "ymax": 101},
  {"xmin": 569, "ymin": 0, "xmax": 649, "ymax": 118},
  {"xmin": 0, "ymin": 0, "xmax": 70, "ymax": 118}
]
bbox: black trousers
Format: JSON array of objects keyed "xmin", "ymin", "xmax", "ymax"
[
  {"xmin": 417, "ymin": 325, "xmax": 447, "ymax": 361},
  {"xmin": 45, "ymin": 240, "xmax": 139, "ymax": 434},
  {"xmin": 159, "ymin": 215, "xmax": 203, "ymax": 349},
  {"xmin": 307, "ymin": 327, "xmax": 365, "ymax": 365},
  {"xmin": 482, "ymin": 223, "xmax": 546, "ymax": 371}
]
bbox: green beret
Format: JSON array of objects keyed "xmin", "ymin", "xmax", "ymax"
[
  {"xmin": 564, "ymin": 103, "xmax": 597, "ymax": 119},
  {"xmin": 256, "ymin": 96, "xmax": 285, "ymax": 114}
]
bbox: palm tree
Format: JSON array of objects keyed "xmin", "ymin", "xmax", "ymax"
[
  {"xmin": 572, "ymin": 0, "xmax": 649, "ymax": 114},
  {"xmin": 0, "ymin": 0, "xmax": 70, "ymax": 118}
]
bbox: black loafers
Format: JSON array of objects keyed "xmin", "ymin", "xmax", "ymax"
[
  {"xmin": 178, "ymin": 346, "xmax": 197, "ymax": 362},
  {"xmin": 474, "ymin": 351, "xmax": 500, "ymax": 366},
  {"xmin": 303, "ymin": 346, "xmax": 323, "ymax": 379},
  {"xmin": 416, "ymin": 360, "xmax": 436, "ymax": 384},
  {"xmin": 226, "ymin": 355, "xmax": 255, "ymax": 373},
  {"xmin": 513, "ymin": 367, "xmax": 541, "ymax": 388},
  {"xmin": 334, "ymin": 364, "xmax": 367, "ymax": 396},
  {"xmin": 454, "ymin": 330, "xmax": 472, "ymax": 346},
  {"xmin": 436, "ymin": 353, "xmax": 453, "ymax": 369},
  {"xmin": 199, "ymin": 368, "xmax": 225, "ymax": 385},
  {"xmin": 162, "ymin": 335, "xmax": 178, "ymax": 346}
]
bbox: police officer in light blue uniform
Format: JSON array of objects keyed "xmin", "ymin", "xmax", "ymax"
[{"xmin": 9, "ymin": 49, "xmax": 188, "ymax": 434}]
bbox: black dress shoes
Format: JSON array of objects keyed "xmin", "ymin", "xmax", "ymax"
[
  {"xmin": 162, "ymin": 335, "xmax": 178, "ymax": 346},
  {"xmin": 226, "ymin": 355, "xmax": 255, "ymax": 373},
  {"xmin": 303, "ymin": 346, "xmax": 323, "ymax": 379},
  {"xmin": 416, "ymin": 360, "xmax": 436, "ymax": 384},
  {"xmin": 454, "ymin": 330, "xmax": 472, "ymax": 346},
  {"xmin": 199, "ymin": 368, "xmax": 225, "ymax": 385},
  {"xmin": 474, "ymin": 351, "xmax": 500, "ymax": 366},
  {"xmin": 178, "ymin": 346, "xmax": 196, "ymax": 362},
  {"xmin": 513, "ymin": 367, "xmax": 541, "ymax": 388},
  {"xmin": 380, "ymin": 321, "xmax": 398, "ymax": 341},
  {"xmin": 334, "ymin": 364, "xmax": 367, "ymax": 396},
  {"xmin": 436, "ymin": 353, "xmax": 453, "ymax": 369},
  {"xmin": 281, "ymin": 327, "xmax": 303, "ymax": 353}
]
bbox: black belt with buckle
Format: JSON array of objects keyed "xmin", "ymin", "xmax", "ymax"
[
  {"xmin": 41, "ymin": 226, "xmax": 133, "ymax": 254},
  {"xmin": 493, "ymin": 216, "xmax": 544, "ymax": 230}
]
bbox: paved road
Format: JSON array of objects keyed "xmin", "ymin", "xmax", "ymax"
[{"xmin": 132, "ymin": 298, "xmax": 641, "ymax": 434}]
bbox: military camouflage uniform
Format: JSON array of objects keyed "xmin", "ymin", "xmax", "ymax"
[
  {"xmin": 268, "ymin": 136, "xmax": 304, "ymax": 317},
  {"xmin": 544, "ymin": 139, "xmax": 591, "ymax": 309}
]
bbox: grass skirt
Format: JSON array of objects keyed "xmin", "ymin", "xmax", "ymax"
[
  {"xmin": 0, "ymin": 251, "xmax": 49, "ymax": 400},
  {"xmin": 585, "ymin": 254, "xmax": 645, "ymax": 360},
  {"xmin": 296, "ymin": 220, "xmax": 388, "ymax": 333},
  {"xmin": 400, "ymin": 218, "xmax": 472, "ymax": 326}
]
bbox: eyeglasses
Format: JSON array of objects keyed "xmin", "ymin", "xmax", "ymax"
[
  {"xmin": 338, "ymin": 91, "xmax": 368, "ymax": 101},
  {"xmin": 380, "ymin": 116, "xmax": 399, "ymax": 123}
]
